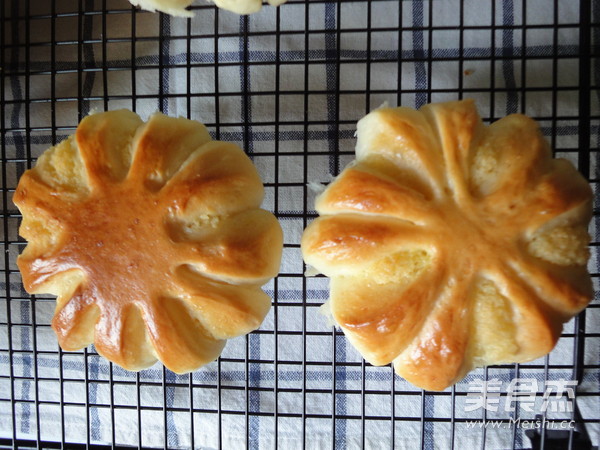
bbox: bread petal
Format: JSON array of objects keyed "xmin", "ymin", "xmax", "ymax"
[
  {"xmin": 141, "ymin": 296, "xmax": 226, "ymax": 374},
  {"xmin": 129, "ymin": 112, "xmax": 212, "ymax": 189},
  {"xmin": 331, "ymin": 260, "xmax": 445, "ymax": 366},
  {"xmin": 161, "ymin": 141, "xmax": 264, "ymax": 216},
  {"xmin": 315, "ymin": 166, "xmax": 435, "ymax": 225},
  {"xmin": 76, "ymin": 110, "xmax": 144, "ymax": 186},
  {"xmin": 302, "ymin": 214, "xmax": 435, "ymax": 277},
  {"xmin": 178, "ymin": 269, "xmax": 272, "ymax": 340},
  {"xmin": 177, "ymin": 209, "xmax": 283, "ymax": 284}
]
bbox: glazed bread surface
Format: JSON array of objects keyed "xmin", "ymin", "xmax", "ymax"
[
  {"xmin": 301, "ymin": 99, "xmax": 593, "ymax": 391},
  {"xmin": 14, "ymin": 109, "xmax": 283, "ymax": 373}
]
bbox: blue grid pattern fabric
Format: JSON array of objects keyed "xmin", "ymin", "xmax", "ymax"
[{"xmin": 1, "ymin": 0, "xmax": 598, "ymax": 449}]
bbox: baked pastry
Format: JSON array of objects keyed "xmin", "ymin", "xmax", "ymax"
[
  {"xmin": 14, "ymin": 110, "xmax": 283, "ymax": 373},
  {"xmin": 301, "ymin": 100, "xmax": 593, "ymax": 391},
  {"xmin": 128, "ymin": 0, "xmax": 287, "ymax": 16}
]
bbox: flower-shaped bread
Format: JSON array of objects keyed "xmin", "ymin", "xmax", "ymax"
[
  {"xmin": 129, "ymin": 0, "xmax": 287, "ymax": 16},
  {"xmin": 14, "ymin": 110, "xmax": 283, "ymax": 373},
  {"xmin": 302, "ymin": 100, "xmax": 593, "ymax": 391}
]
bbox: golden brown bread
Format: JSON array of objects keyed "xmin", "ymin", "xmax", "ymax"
[
  {"xmin": 129, "ymin": 0, "xmax": 287, "ymax": 16},
  {"xmin": 301, "ymin": 99, "xmax": 593, "ymax": 391},
  {"xmin": 14, "ymin": 109, "xmax": 283, "ymax": 373}
]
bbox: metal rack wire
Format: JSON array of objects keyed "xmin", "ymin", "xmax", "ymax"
[{"xmin": 1, "ymin": 0, "xmax": 598, "ymax": 448}]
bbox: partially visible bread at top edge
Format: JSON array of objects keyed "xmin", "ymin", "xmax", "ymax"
[
  {"xmin": 129, "ymin": 0, "xmax": 195, "ymax": 16},
  {"xmin": 129, "ymin": 0, "xmax": 287, "ymax": 16}
]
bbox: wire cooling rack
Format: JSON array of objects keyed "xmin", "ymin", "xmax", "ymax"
[{"xmin": 1, "ymin": 0, "xmax": 599, "ymax": 449}]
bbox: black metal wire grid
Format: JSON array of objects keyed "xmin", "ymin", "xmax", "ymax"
[{"xmin": 0, "ymin": 0, "xmax": 599, "ymax": 449}]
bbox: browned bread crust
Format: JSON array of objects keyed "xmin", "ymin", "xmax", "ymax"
[
  {"xmin": 15, "ymin": 110, "xmax": 283, "ymax": 373},
  {"xmin": 302, "ymin": 100, "xmax": 593, "ymax": 391}
]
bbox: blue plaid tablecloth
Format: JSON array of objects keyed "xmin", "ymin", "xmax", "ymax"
[{"xmin": 1, "ymin": 0, "xmax": 598, "ymax": 449}]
